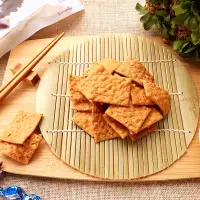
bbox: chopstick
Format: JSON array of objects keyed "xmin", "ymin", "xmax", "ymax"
[{"xmin": 0, "ymin": 32, "xmax": 65, "ymax": 103}]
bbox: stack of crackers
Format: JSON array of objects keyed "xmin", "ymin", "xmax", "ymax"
[
  {"xmin": 0, "ymin": 111, "xmax": 43, "ymax": 164},
  {"xmin": 70, "ymin": 57, "xmax": 170, "ymax": 143}
]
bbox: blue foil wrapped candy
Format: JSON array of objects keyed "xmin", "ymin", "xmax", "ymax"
[{"xmin": 0, "ymin": 186, "xmax": 40, "ymax": 200}]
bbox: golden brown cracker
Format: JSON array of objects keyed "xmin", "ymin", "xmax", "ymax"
[
  {"xmin": 100, "ymin": 58, "xmax": 121, "ymax": 73},
  {"xmin": 72, "ymin": 112, "xmax": 119, "ymax": 142},
  {"xmin": 131, "ymin": 84, "xmax": 155, "ymax": 105},
  {"xmin": 71, "ymin": 100, "xmax": 99, "ymax": 112},
  {"xmin": 103, "ymin": 114, "xmax": 129, "ymax": 139},
  {"xmin": 129, "ymin": 124, "xmax": 157, "ymax": 142},
  {"xmin": 0, "ymin": 111, "xmax": 42, "ymax": 144},
  {"xmin": 113, "ymin": 73, "xmax": 122, "ymax": 77},
  {"xmin": 91, "ymin": 102, "xmax": 102, "ymax": 113},
  {"xmin": 0, "ymin": 133, "xmax": 42, "ymax": 164},
  {"xmin": 72, "ymin": 112, "xmax": 96, "ymax": 137},
  {"xmin": 84, "ymin": 62, "xmax": 110, "ymax": 76},
  {"xmin": 69, "ymin": 75, "xmax": 87, "ymax": 101},
  {"xmin": 71, "ymin": 100, "xmax": 92, "ymax": 111},
  {"xmin": 143, "ymin": 81, "xmax": 170, "ymax": 116},
  {"xmin": 139, "ymin": 107, "xmax": 163, "ymax": 131},
  {"xmin": 78, "ymin": 75, "xmax": 132, "ymax": 106},
  {"xmin": 92, "ymin": 113, "xmax": 119, "ymax": 143},
  {"xmin": 105, "ymin": 105, "xmax": 151, "ymax": 133},
  {"xmin": 115, "ymin": 57, "xmax": 153, "ymax": 86}
]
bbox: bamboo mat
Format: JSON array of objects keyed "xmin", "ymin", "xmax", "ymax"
[{"xmin": 37, "ymin": 34, "xmax": 198, "ymax": 180}]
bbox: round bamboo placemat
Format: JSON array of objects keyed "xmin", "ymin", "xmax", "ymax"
[{"xmin": 36, "ymin": 34, "xmax": 199, "ymax": 180}]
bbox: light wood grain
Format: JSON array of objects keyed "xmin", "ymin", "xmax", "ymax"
[
  {"xmin": 0, "ymin": 35, "xmax": 200, "ymax": 181},
  {"xmin": 0, "ymin": 33, "xmax": 64, "ymax": 103}
]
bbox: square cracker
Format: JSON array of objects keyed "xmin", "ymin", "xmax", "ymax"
[
  {"xmin": 91, "ymin": 113, "xmax": 119, "ymax": 143},
  {"xmin": 0, "ymin": 133, "xmax": 42, "ymax": 164},
  {"xmin": 77, "ymin": 74, "xmax": 132, "ymax": 106},
  {"xmin": 69, "ymin": 75, "xmax": 87, "ymax": 101},
  {"xmin": 72, "ymin": 112, "xmax": 119, "ymax": 142},
  {"xmin": 103, "ymin": 114, "xmax": 129, "ymax": 139},
  {"xmin": 100, "ymin": 58, "xmax": 121, "ymax": 73},
  {"xmin": 105, "ymin": 105, "xmax": 151, "ymax": 133},
  {"xmin": 139, "ymin": 107, "xmax": 163, "ymax": 131},
  {"xmin": 129, "ymin": 124, "xmax": 157, "ymax": 142},
  {"xmin": 115, "ymin": 57, "xmax": 153, "ymax": 86},
  {"xmin": 72, "ymin": 112, "xmax": 96, "ymax": 137},
  {"xmin": 71, "ymin": 100, "xmax": 93, "ymax": 112},
  {"xmin": 71, "ymin": 100, "xmax": 101, "ymax": 112},
  {"xmin": 0, "ymin": 111, "xmax": 42, "ymax": 144},
  {"xmin": 113, "ymin": 73, "xmax": 122, "ymax": 77},
  {"xmin": 131, "ymin": 84, "xmax": 155, "ymax": 106},
  {"xmin": 84, "ymin": 62, "xmax": 110, "ymax": 76},
  {"xmin": 143, "ymin": 81, "xmax": 170, "ymax": 116}
]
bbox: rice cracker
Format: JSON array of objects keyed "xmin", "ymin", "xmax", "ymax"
[
  {"xmin": 103, "ymin": 114, "xmax": 129, "ymax": 139},
  {"xmin": 129, "ymin": 124, "xmax": 157, "ymax": 142},
  {"xmin": 100, "ymin": 58, "xmax": 121, "ymax": 73},
  {"xmin": 0, "ymin": 133, "xmax": 42, "ymax": 164},
  {"xmin": 71, "ymin": 100, "xmax": 101, "ymax": 112},
  {"xmin": 84, "ymin": 62, "xmax": 110, "ymax": 76},
  {"xmin": 77, "ymin": 74, "xmax": 132, "ymax": 106},
  {"xmin": 115, "ymin": 57, "xmax": 153, "ymax": 86},
  {"xmin": 105, "ymin": 105, "xmax": 151, "ymax": 134},
  {"xmin": 69, "ymin": 75, "xmax": 87, "ymax": 101},
  {"xmin": 72, "ymin": 112, "xmax": 96, "ymax": 137},
  {"xmin": 139, "ymin": 107, "xmax": 163, "ymax": 131},
  {"xmin": 92, "ymin": 113, "xmax": 119, "ymax": 143},
  {"xmin": 143, "ymin": 81, "xmax": 170, "ymax": 116},
  {"xmin": 0, "ymin": 111, "xmax": 42, "ymax": 144},
  {"xmin": 113, "ymin": 73, "xmax": 122, "ymax": 77},
  {"xmin": 72, "ymin": 112, "xmax": 119, "ymax": 142},
  {"xmin": 131, "ymin": 84, "xmax": 155, "ymax": 105}
]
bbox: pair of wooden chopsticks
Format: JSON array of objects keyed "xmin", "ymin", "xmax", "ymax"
[{"xmin": 0, "ymin": 32, "xmax": 65, "ymax": 104}]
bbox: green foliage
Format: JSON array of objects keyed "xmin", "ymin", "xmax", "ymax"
[{"xmin": 135, "ymin": 0, "xmax": 200, "ymax": 60}]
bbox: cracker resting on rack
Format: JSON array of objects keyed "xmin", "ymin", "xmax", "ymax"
[
  {"xmin": 143, "ymin": 81, "xmax": 171, "ymax": 116},
  {"xmin": 115, "ymin": 57, "xmax": 153, "ymax": 86},
  {"xmin": 68, "ymin": 57, "xmax": 171, "ymax": 143},
  {"xmin": 78, "ymin": 74, "xmax": 132, "ymax": 106}
]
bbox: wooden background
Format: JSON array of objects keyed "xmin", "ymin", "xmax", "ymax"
[{"xmin": 0, "ymin": 35, "xmax": 200, "ymax": 181}]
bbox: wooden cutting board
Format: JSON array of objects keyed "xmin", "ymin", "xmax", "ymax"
[{"xmin": 0, "ymin": 35, "xmax": 200, "ymax": 181}]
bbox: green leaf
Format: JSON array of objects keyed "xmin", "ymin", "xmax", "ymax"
[
  {"xmin": 165, "ymin": 15, "xmax": 171, "ymax": 22},
  {"xmin": 169, "ymin": 28, "xmax": 176, "ymax": 36},
  {"xmin": 140, "ymin": 13, "xmax": 151, "ymax": 23},
  {"xmin": 184, "ymin": 15, "xmax": 192, "ymax": 28},
  {"xmin": 172, "ymin": 40, "xmax": 188, "ymax": 51},
  {"xmin": 183, "ymin": 45, "xmax": 197, "ymax": 53},
  {"xmin": 180, "ymin": 42, "xmax": 189, "ymax": 52},
  {"xmin": 191, "ymin": 31, "xmax": 200, "ymax": 45},
  {"xmin": 155, "ymin": 10, "xmax": 168, "ymax": 17},
  {"xmin": 173, "ymin": 13, "xmax": 189, "ymax": 25},
  {"xmin": 171, "ymin": 20, "xmax": 176, "ymax": 28},
  {"xmin": 173, "ymin": 5, "xmax": 188, "ymax": 15},
  {"xmin": 181, "ymin": 2, "xmax": 192, "ymax": 9},
  {"xmin": 162, "ymin": 25, "xmax": 170, "ymax": 39},
  {"xmin": 143, "ymin": 16, "xmax": 155, "ymax": 30},
  {"xmin": 191, "ymin": 2, "xmax": 199, "ymax": 17},
  {"xmin": 189, "ymin": 17, "xmax": 199, "ymax": 31},
  {"xmin": 135, "ymin": 3, "xmax": 148, "ymax": 15}
]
